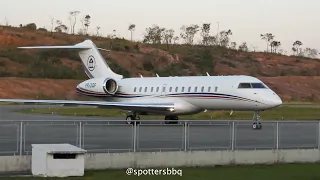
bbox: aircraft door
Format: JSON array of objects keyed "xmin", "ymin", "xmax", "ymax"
[{"xmin": 161, "ymin": 84, "xmax": 167, "ymax": 97}]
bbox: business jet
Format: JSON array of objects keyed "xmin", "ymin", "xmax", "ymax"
[{"xmin": 0, "ymin": 40, "xmax": 282, "ymax": 130}]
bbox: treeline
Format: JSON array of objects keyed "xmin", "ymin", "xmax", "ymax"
[{"xmin": 15, "ymin": 10, "xmax": 319, "ymax": 59}]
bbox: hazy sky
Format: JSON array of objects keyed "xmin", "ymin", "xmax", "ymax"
[{"xmin": 1, "ymin": 0, "xmax": 319, "ymax": 54}]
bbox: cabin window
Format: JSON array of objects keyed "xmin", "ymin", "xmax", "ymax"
[
  {"xmin": 162, "ymin": 86, "xmax": 166, "ymax": 92},
  {"xmin": 215, "ymin": 86, "xmax": 218, "ymax": 92},
  {"xmin": 194, "ymin": 87, "xmax": 198, "ymax": 92},
  {"xmin": 144, "ymin": 87, "xmax": 147, "ymax": 92},
  {"xmin": 156, "ymin": 87, "xmax": 159, "ymax": 92},
  {"xmin": 238, "ymin": 83, "xmax": 251, "ymax": 88},
  {"xmin": 188, "ymin": 87, "xmax": 191, "ymax": 92},
  {"xmin": 169, "ymin": 87, "xmax": 172, "ymax": 92},
  {"xmin": 134, "ymin": 87, "xmax": 136, "ymax": 92},
  {"xmin": 139, "ymin": 87, "xmax": 142, "ymax": 92},
  {"xmin": 182, "ymin": 87, "xmax": 185, "ymax": 92},
  {"xmin": 201, "ymin": 86, "xmax": 204, "ymax": 92},
  {"xmin": 151, "ymin": 87, "xmax": 154, "ymax": 92},
  {"xmin": 175, "ymin": 87, "xmax": 178, "ymax": 92},
  {"xmin": 208, "ymin": 86, "xmax": 211, "ymax": 92},
  {"xmin": 251, "ymin": 83, "xmax": 267, "ymax": 88}
]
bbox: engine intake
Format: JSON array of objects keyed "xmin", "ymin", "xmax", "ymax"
[{"xmin": 103, "ymin": 78, "xmax": 118, "ymax": 95}]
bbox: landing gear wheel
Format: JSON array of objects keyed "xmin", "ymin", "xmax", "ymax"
[
  {"xmin": 252, "ymin": 111, "xmax": 262, "ymax": 130},
  {"xmin": 164, "ymin": 115, "xmax": 179, "ymax": 124},
  {"xmin": 126, "ymin": 115, "xmax": 134, "ymax": 125},
  {"xmin": 252, "ymin": 122, "xmax": 262, "ymax": 130},
  {"xmin": 126, "ymin": 113, "xmax": 140, "ymax": 125}
]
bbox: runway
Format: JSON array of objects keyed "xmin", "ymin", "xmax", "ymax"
[{"xmin": 0, "ymin": 105, "xmax": 319, "ymax": 156}]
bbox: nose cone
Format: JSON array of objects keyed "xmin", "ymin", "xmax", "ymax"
[
  {"xmin": 267, "ymin": 93, "xmax": 282, "ymax": 108},
  {"xmin": 270, "ymin": 98, "xmax": 282, "ymax": 107}
]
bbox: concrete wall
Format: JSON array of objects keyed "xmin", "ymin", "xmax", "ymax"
[{"xmin": 1, "ymin": 149, "xmax": 320, "ymax": 172}]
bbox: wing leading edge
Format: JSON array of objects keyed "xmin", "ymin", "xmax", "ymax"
[{"xmin": 0, "ymin": 99, "xmax": 175, "ymax": 112}]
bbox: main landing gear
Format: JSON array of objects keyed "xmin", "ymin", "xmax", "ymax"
[
  {"xmin": 252, "ymin": 111, "xmax": 262, "ymax": 130},
  {"xmin": 126, "ymin": 112, "xmax": 140, "ymax": 125},
  {"xmin": 164, "ymin": 115, "xmax": 179, "ymax": 124}
]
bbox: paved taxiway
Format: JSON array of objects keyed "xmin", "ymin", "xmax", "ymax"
[{"xmin": 0, "ymin": 105, "xmax": 319, "ymax": 155}]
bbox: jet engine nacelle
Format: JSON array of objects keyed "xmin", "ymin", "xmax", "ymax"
[
  {"xmin": 77, "ymin": 77, "xmax": 119, "ymax": 96},
  {"xmin": 102, "ymin": 78, "xmax": 118, "ymax": 95}
]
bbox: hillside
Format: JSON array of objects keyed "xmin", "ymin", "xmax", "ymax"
[{"xmin": 0, "ymin": 25, "xmax": 319, "ymax": 102}]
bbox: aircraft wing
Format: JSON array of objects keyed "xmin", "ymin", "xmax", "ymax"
[{"xmin": 0, "ymin": 99, "xmax": 175, "ymax": 112}]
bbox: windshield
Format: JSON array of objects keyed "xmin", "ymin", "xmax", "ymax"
[{"xmin": 238, "ymin": 83, "xmax": 267, "ymax": 89}]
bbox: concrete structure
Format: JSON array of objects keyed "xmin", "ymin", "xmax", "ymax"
[
  {"xmin": 1, "ymin": 149, "xmax": 320, "ymax": 173},
  {"xmin": 31, "ymin": 144, "xmax": 87, "ymax": 177}
]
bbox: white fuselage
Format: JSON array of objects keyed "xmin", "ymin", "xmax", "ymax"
[{"xmin": 76, "ymin": 75, "xmax": 283, "ymax": 115}]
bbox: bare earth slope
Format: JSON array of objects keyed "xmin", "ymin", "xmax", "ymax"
[{"xmin": 0, "ymin": 25, "xmax": 319, "ymax": 102}]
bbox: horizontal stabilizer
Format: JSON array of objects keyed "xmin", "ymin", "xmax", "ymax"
[{"xmin": 18, "ymin": 45, "xmax": 91, "ymax": 50}]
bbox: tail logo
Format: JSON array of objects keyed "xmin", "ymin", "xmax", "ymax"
[{"xmin": 87, "ymin": 55, "xmax": 96, "ymax": 71}]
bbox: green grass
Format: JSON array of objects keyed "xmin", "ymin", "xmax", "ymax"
[
  {"xmin": 0, "ymin": 102, "xmax": 23, "ymax": 105},
  {"xmin": 283, "ymin": 101, "xmax": 320, "ymax": 105},
  {"xmin": 18, "ymin": 106, "xmax": 320, "ymax": 120},
  {"xmin": 4, "ymin": 163, "xmax": 320, "ymax": 180}
]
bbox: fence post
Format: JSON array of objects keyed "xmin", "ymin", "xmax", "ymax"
[
  {"xmin": 19, "ymin": 121, "xmax": 23, "ymax": 156},
  {"xmin": 79, "ymin": 122, "xmax": 82, "ymax": 148},
  {"xmin": 231, "ymin": 121, "xmax": 235, "ymax": 150},
  {"xmin": 318, "ymin": 121, "xmax": 320, "ymax": 149},
  {"xmin": 133, "ymin": 121, "xmax": 137, "ymax": 152},
  {"xmin": 184, "ymin": 121, "xmax": 187, "ymax": 151},
  {"xmin": 276, "ymin": 121, "xmax": 279, "ymax": 150}
]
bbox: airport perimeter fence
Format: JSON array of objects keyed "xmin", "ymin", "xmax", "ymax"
[{"xmin": 0, "ymin": 120, "xmax": 319, "ymax": 156}]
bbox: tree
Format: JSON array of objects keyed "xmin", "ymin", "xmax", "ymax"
[
  {"xmin": 200, "ymin": 23, "xmax": 211, "ymax": 45},
  {"xmin": 218, "ymin": 29, "xmax": 232, "ymax": 47},
  {"xmin": 292, "ymin": 40, "xmax": 303, "ymax": 55},
  {"xmin": 230, "ymin": 42, "xmax": 237, "ymax": 50},
  {"xmin": 24, "ymin": 23, "xmax": 37, "ymax": 30},
  {"xmin": 84, "ymin": 15, "xmax": 91, "ymax": 35},
  {"xmin": 96, "ymin": 26, "xmax": 101, "ymax": 37},
  {"xmin": 260, "ymin": 33, "xmax": 274, "ymax": 52},
  {"xmin": 143, "ymin": 24, "xmax": 165, "ymax": 44},
  {"xmin": 128, "ymin": 24, "xmax": 136, "ymax": 41},
  {"xmin": 50, "ymin": 16, "xmax": 54, "ymax": 35},
  {"xmin": 162, "ymin": 29, "xmax": 175, "ymax": 49},
  {"xmin": 270, "ymin": 41, "xmax": 281, "ymax": 53},
  {"xmin": 68, "ymin": 11, "xmax": 80, "ymax": 34},
  {"xmin": 238, "ymin": 42, "xmax": 248, "ymax": 52},
  {"xmin": 55, "ymin": 20, "xmax": 68, "ymax": 33},
  {"xmin": 304, "ymin": 48, "xmax": 318, "ymax": 58},
  {"xmin": 207, "ymin": 36, "xmax": 217, "ymax": 46},
  {"xmin": 173, "ymin": 36, "xmax": 179, "ymax": 44},
  {"xmin": 180, "ymin": 24, "xmax": 199, "ymax": 44}
]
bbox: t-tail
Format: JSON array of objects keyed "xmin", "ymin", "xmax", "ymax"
[{"xmin": 18, "ymin": 40, "xmax": 123, "ymax": 79}]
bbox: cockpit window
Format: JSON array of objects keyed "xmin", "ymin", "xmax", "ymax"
[
  {"xmin": 238, "ymin": 83, "xmax": 267, "ymax": 89},
  {"xmin": 238, "ymin": 83, "xmax": 251, "ymax": 88},
  {"xmin": 251, "ymin": 83, "xmax": 266, "ymax": 88}
]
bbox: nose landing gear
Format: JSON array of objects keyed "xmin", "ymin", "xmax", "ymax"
[{"xmin": 252, "ymin": 111, "xmax": 262, "ymax": 130}]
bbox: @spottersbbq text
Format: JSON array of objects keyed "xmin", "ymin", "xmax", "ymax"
[{"xmin": 126, "ymin": 167, "xmax": 183, "ymax": 176}]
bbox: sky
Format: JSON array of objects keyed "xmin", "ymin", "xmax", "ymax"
[{"xmin": 0, "ymin": 0, "xmax": 319, "ymax": 54}]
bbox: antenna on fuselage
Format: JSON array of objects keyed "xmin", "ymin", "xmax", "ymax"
[
  {"xmin": 156, "ymin": 73, "xmax": 159, "ymax": 77},
  {"xmin": 139, "ymin": 73, "xmax": 143, "ymax": 78},
  {"xmin": 230, "ymin": 110, "xmax": 233, "ymax": 115},
  {"xmin": 206, "ymin": 72, "xmax": 210, "ymax": 76}
]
